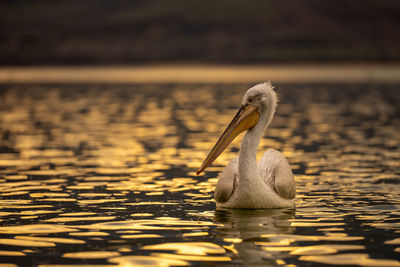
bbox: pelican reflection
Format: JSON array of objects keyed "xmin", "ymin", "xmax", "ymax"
[{"xmin": 214, "ymin": 208, "xmax": 295, "ymax": 265}]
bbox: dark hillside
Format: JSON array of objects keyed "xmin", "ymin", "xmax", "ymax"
[{"xmin": 1, "ymin": 0, "xmax": 399, "ymax": 64}]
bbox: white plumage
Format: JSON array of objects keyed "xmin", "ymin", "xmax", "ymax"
[{"xmin": 197, "ymin": 82, "xmax": 295, "ymax": 209}]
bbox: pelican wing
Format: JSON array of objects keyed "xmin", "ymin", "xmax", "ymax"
[
  {"xmin": 258, "ymin": 149, "xmax": 296, "ymax": 200},
  {"xmin": 214, "ymin": 157, "xmax": 238, "ymax": 203}
]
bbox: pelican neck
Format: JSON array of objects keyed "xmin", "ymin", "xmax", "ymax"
[{"xmin": 238, "ymin": 123, "xmax": 264, "ymax": 186}]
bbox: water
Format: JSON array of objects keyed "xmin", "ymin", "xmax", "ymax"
[{"xmin": 0, "ymin": 83, "xmax": 399, "ymax": 266}]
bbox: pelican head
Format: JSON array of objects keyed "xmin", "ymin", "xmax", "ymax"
[{"xmin": 197, "ymin": 82, "xmax": 278, "ymax": 175}]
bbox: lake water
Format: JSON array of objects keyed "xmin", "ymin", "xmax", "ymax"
[{"xmin": 0, "ymin": 83, "xmax": 399, "ymax": 266}]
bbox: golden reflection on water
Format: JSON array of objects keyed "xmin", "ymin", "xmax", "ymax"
[
  {"xmin": 0, "ymin": 84, "xmax": 399, "ymax": 266},
  {"xmin": 63, "ymin": 251, "xmax": 121, "ymax": 259},
  {"xmin": 299, "ymin": 253, "xmax": 400, "ymax": 267}
]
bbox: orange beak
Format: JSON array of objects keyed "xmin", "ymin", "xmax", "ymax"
[{"xmin": 196, "ymin": 104, "xmax": 260, "ymax": 175}]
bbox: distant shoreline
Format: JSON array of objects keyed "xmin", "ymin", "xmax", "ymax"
[{"xmin": 0, "ymin": 64, "xmax": 399, "ymax": 84}]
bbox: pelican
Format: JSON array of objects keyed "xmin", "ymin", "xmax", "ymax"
[{"xmin": 196, "ymin": 82, "xmax": 295, "ymax": 209}]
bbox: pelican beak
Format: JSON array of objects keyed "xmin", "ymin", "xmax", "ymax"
[{"xmin": 196, "ymin": 104, "xmax": 260, "ymax": 175}]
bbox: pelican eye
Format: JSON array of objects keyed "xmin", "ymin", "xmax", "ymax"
[{"xmin": 248, "ymin": 97, "xmax": 254, "ymax": 103}]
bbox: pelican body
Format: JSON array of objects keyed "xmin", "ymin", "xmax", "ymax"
[{"xmin": 197, "ymin": 82, "xmax": 295, "ymax": 209}]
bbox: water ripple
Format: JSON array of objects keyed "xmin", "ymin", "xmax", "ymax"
[{"xmin": 0, "ymin": 83, "xmax": 399, "ymax": 266}]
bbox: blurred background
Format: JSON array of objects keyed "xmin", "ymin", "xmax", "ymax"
[
  {"xmin": 1, "ymin": 2, "xmax": 400, "ymax": 266},
  {"xmin": 1, "ymin": 0, "xmax": 400, "ymax": 65}
]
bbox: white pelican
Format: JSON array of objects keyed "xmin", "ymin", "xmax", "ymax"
[{"xmin": 196, "ymin": 82, "xmax": 295, "ymax": 209}]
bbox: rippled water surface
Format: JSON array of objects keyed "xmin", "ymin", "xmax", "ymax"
[{"xmin": 0, "ymin": 83, "xmax": 399, "ymax": 266}]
